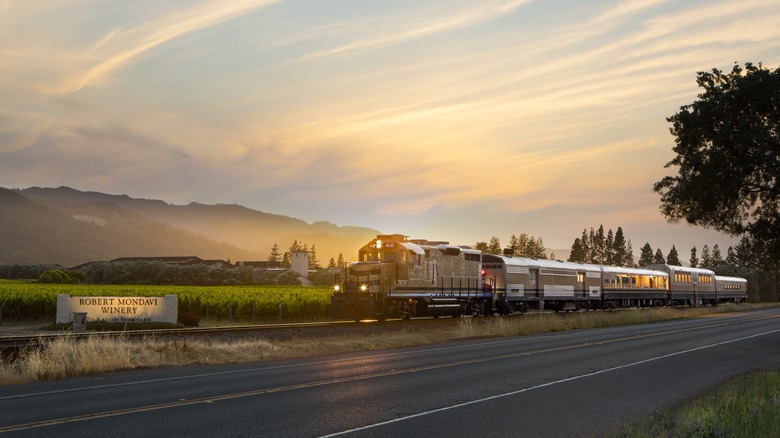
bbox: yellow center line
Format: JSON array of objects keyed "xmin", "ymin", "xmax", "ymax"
[{"xmin": 2, "ymin": 313, "xmax": 776, "ymax": 433}]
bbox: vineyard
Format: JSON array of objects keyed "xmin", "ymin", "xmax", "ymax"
[{"xmin": 0, "ymin": 281, "xmax": 334, "ymax": 323}]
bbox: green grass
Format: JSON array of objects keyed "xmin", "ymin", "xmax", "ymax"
[{"xmin": 604, "ymin": 370, "xmax": 780, "ymax": 438}]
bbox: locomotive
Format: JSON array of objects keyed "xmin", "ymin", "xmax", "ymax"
[{"xmin": 329, "ymin": 234, "xmax": 748, "ymax": 321}]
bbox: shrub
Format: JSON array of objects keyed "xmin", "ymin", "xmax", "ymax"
[{"xmin": 177, "ymin": 311, "xmax": 200, "ymax": 327}]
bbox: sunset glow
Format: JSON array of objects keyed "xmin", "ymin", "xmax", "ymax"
[{"xmin": 2, "ymin": 0, "xmax": 779, "ymax": 256}]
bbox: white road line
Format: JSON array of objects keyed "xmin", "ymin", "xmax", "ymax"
[
  {"xmin": 0, "ymin": 334, "xmax": 552, "ymax": 400},
  {"xmin": 319, "ymin": 327, "xmax": 780, "ymax": 437}
]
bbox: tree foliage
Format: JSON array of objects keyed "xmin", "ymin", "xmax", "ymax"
[
  {"xmin": 568, "ymin": 225, "xmax": 634, "ymax": 266},
  {"xmin": 654, "ymin": 62, "xmax": 780, "ymax": 263},
  {"xmin": 666, "ymin": 245, "xmax": 681, "ymax": 266},
  {"xmin": 638, "ymin": 243, "xmax": 655, "ymax": 267}
]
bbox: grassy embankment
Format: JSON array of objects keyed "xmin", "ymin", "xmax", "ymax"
[
  {"xmin": 602, "ymin": 370, "xmax": 780, "ymax": 438},
  {"xmin": 2, "ymin": 303, "xmax": 776, "ymax": 386}
]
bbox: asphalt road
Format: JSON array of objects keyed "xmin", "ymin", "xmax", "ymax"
[{"xmin": 1, "ymin": 308, "xmax": 779, "ymax": 437}]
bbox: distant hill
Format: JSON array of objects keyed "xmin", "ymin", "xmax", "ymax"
[{"xmin": 5, "ymin": 186, "xmax": 380, "ymax": 267}]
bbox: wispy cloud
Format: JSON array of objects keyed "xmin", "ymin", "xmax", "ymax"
[
  {"xmin": 54, "ymin": 0, "xmax": 281, "ymax": 92},
  {"xmin": 298, "ymin": 0, "xmax": 532, "ymax": 61}
]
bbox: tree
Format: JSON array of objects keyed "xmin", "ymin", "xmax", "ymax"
[
  {"xmin": 666, "ymin": 245, "xmax": 681, "ymax": 266},
  {"xmin": 638, "ymin": 243, "xmax": 655, "ymax": 267},
  {"xmin": 267, "ymin": 244, "xmax": 281, "ymax": 263},
  {"xmin": 611, "ymin": 227, "xmax": 628, "ymax": 266},
  {"xmin": 653, "ymin": 248, "xmax": 666, "ymax": 265},
  {"xmin": 580, "ymin": 229, "xmax": 591, "ymax": 263},
  {"xmin": 726, "ymin": 247, "xmax": 737, "ymax": 266},
  {"xmin": 308, "ymin": 244, "xmax": 320, "ymax": 270},
  {"xmin": 689, "ymin": 246, "xmax": 699, "ymax": 268},
  {"xmin": 732, "ymin": 236, "xmax": 755, "ymax": 267},
  {"xmin": 700, "ymin": 244, "xmax": 712, "ymax": 268},
  {"xmin": 623, "ymin": 240, "xmax": 636, "ymax": 267},
  {"xmin": 593, "ymin": 226, "xmax": 606, "ymax": 264},
  {"xmin": 710, "ymin": 244, "xmax": 724, "ymax": 267},
  {"xmin": 487, "ymin": 237, "xmax": 502, "ymax": 255},
  {"xmin": 530, "ymin": 237, "xmax": 548, "ymax": 259},
  {"xmin": 506, "ymin": 234, "xmax": 521, "ymax": 256},
  {"xmin": 654, "ymin": 62, "xmax": 780, "ymax": 264},
  {"xmin": 568, "ymin": 238, "xmax": 585, "ymax": 263},
  {"xmin": 288, "ymin": 240, "xmax": 303, "ymax": 253},
  {"xmin": 337, "ymin": 253, "xmax": 345, "ymax": 269}
]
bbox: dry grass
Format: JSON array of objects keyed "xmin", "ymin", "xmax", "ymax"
[{"xmin": 1, "ymin": 303, "xmax": 775, "ymax": 386}]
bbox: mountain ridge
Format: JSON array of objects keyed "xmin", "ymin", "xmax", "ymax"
[{"xmin": 3, "ymin": 186, "xmax": 380, "ymax": 267}]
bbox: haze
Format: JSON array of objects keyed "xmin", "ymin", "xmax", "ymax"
[{"xmin": 2, "ymin": 0, "xmax": 779, "ymax": 257}]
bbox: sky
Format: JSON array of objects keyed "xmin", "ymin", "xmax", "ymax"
[{"xmin": 2, "ymin": 0, "xmax": 779, "ymax": 258}]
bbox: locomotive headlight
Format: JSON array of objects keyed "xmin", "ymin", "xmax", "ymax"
[
  {"xmin": 333, "ymin": 285, "xmax": 340, "ymax": 292},
  {"xmin": 360, "ymin": 284, "xmax": 367, "ymax": 292}
]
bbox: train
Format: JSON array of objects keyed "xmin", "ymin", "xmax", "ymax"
[{"xmin": 329, "ymin": 234, "xmax": 748, "ymax": 321}]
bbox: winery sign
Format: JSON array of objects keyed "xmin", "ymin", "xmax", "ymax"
[{"xmin": 56, "ymin": 294, "xmax": 178, "ymax": 324}]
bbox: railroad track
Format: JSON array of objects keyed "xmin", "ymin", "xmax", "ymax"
[{"xmin": 0, "ymin": 317, "xmax": 463, "ymax": 358}]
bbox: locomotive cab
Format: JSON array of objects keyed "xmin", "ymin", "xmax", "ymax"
[
  {"xmin": 330, "ymin": 234, "xmax": 489, "ymax": 321},
  {"xmin": 331, "ymin": 235, "xmax": 425, "ymax": 321}
]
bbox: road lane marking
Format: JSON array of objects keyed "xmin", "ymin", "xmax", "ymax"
[
  {"xmin": 3, "ymin": 310, "xmax": 776, "ymax": 402},
  {"xmin": 319, "ymin": 327, "xmax": 780, "ymax": 437},
  {"xmin": 1, "ymin": 312, "xmax": 777, "ymax": 433}
]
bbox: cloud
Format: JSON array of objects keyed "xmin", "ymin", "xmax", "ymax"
[
  {"xmin": 48, "ymin": 0, "xmax": 282, "ymax": 93},
  {"xmin": 297, "ymin": 0, "xmax": 532, "ymax": 61}
]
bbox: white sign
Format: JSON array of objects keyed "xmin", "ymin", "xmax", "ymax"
[{"xmin": 56, "ymin": 294, "xmax": 178, "ymax": 324}]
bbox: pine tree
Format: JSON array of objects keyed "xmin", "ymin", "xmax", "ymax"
[
  {"xmin": 732, "ymin": 236, "xmax": 754, "ymax": 267},
  {"xmin": 337, "ymin": 253, "xmax": 345, "ymax": 269},
  {"xmin": 605, "ymin": 229, "xmax": 615, "ymax": 265},
  {"xmin": 568, "ymin": 238, "xmax": 585, "ymax": 263},
  {"xmin": 308, "ymin": 244, "xmax": 319, "ymax": 270},
  {"xmin": 532, "ymin": 237, "xmax": 547, "ymax": 259},
  {"xmin": 268, "ymin": 244, "xmax": 281, "ymax": 263},
  {"xmin": 653, "ymin": 248, "xmax": 666, "ymax": 264},
  {"xmin": 288, "ymin": 240, "xmax": 303, "ymax": 253},
  {"xmin": 726, "ymin": 247, "xmax": 737, "ymax": 266},
  {"xmin": 700, "ymin": 245, "xmax": 712, "ymax": 268},
  {"xmin": 710, "ymin": 244, "xmax": 723, "ymax": 267},
  {"xmin": 519, "ymin": 233, "xmax": 532, "ymax": 257},
  {"xmin": 594, "ymin": 225, "xmax": 606, "ymax": 264},
  {"xmin": 612, "ymin": 227, "xmax": 628, "ymax": 266},
  {"xmin": 623, "ymin": 240, "xmax": 636, "ymax": 267},
  {"xmin": 666, "ymin": 245, "xmax": 681, "ymax": 265},
  {"xmin": 488, "ymin": 237, "xmax": 502, "ymax": 255},
  {"xmin": 474, "ymin": 241, "xmax": 489, "ymax": 253},
  {"xmin": 580, "ymin": 229, "xmax": 592, "ymax": 263},
  {"xmin": 689, "ymin": 246, "xmax": 699, "ymax": 268},
  {"xmin": 638, "ymin": 243, "xmax": 655, "ymax": 267},
  {"xmin": 506, "ymin": 234, "xmax": 521, "ymax": 256},
  {"xmin": 327, "ymin": 257, "xmax": 336, "ymax": 269}
]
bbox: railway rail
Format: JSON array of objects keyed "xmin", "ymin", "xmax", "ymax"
[{"xmin": 0, "ymin": 317, "xmax": 458, "ymax": 361}]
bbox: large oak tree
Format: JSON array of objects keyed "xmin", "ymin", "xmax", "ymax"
[{"xmin": 654, "ymin": 62, "xmax": 780, "ymax": 262}]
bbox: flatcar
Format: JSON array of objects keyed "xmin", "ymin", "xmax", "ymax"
[{"xmin": 330, "ymin": 234, "xmax": 748, "ymax": 320}]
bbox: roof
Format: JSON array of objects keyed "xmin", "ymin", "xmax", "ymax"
[
  {"xmin": 484, "ymin": 255, "xmax": 600, "ymax": 273},
  {"xmin": 400, "ymin": 242, "xmax": 425, "ymax": 255}
]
